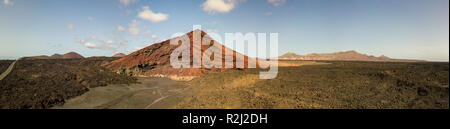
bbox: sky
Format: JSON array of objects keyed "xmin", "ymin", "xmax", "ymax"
[{"xmin": 0, "ymin": 0, "xmax": 448, "ymax": 61}]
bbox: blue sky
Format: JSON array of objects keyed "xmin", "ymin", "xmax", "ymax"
[{"xmin": 0, "ymin": 0, "xmax": 448, "ymax": 61}]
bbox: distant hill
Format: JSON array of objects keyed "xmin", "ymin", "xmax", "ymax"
[
  {"xmin": 278, "ymin": 51, "xmax": 425, "ymax": 62},
  {"xmin": 51, "ymin": 52, "xmax": 84, "ymax": 59},
  {"xmin": 112, "ymin": 53, "xmax": 126, "ymax": 58},
  {"xmin": 89, "ymin": 56, "xmax": 107, "ymax": 58},
  {"xmin": 25, "ymin": 52, "xmax": 85, "ymax": 60}
]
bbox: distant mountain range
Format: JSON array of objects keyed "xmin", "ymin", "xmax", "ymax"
[
  {"xmin": 50, "ymin": 52, "xmax": 85, "ymax": 59},
  {"xmin": 24, "ymin": 52, "xmax": 129, "ymax": 60},
  {"xmin": 278, "ymin": 51, "xmax": 425, "ymax": 62},
  {"xmin": 21, "ymin": 48, "xmax": 424, "ymax": 64},
  {"xmin": 24, "ymin": 52, "xmax": 85, "ymax": 60}
]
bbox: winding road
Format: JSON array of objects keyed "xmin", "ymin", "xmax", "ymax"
[
  {"xmin": 0, "ymin": 60, "xmax": 17, "ymax": 81},
  {"xmin": 53, "ymin": 77, "xmax": 189, "ymax": 109}
]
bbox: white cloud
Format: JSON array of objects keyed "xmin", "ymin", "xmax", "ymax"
[
  {"xmin": 103, "ymin": 40, "xmax": 114, "ymax": 44},
  {"xmin": 265, "ymin": 12, "xmax": 273, "ymax": 16},
  {"xmin": 67, "ymin": 24, "xmax": 74, "ymax": 30},
  {"xmin": 151, "ymin": 35, "xmax": 158, "ymax": 39},
  {"xmin": 119, "ymin": 0, "xmax": 139, "ymax": 6},
  {"xmin": 117, "ymin": 26, "xmax": 125, "ymax": 32},
  {"xmin": 76, "ymin": 38, "xmax": 97, "ymax": 49},
  {"xmin": 128, "ymin": 20, "xmax": 140, "ymax": 35},
  {"xmin": 267, "ymin": 0, "xmax": 285, "ymax": 7},
  {"xmin": 76, "ymin": 37, "xmax": 128, "ymax": 51},
  {"xmin": 202, "ymin": 0, "xmax": 243, "ymax": 14},
  {"xmin": 3, "ymin": 0, "xmax": 13, "ymax": 6},
  {"xmin": 88, "ymin": 16, "xmax": 94, "ymax": 21},
  {"xmin": 138, "ymin": 6, "xmax": 169, "ymax": 23},
  {"xmin": 84, "ymin": 42, "xmax": 99, "ymax": 48}
]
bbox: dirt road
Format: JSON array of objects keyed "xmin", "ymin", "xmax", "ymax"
[
  {"xmin": 53, "ymin": 77, "xmax": 188, "ymax": 109},
  {"xmin": 0, "ymin": 60, "xmax": 17, "ymax": 81}
]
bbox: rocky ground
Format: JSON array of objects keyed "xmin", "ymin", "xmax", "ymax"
[
  {"xmin": 53, "ymin": 77, "xmax": 187, "ymax": 109},
  {"xmin": 1, "ymin": 59, "xmax": 448, "ymax": 109},
  {"xmin": 175, "ymin": 61, "xmax": 449, "ymax": 109},
  {"xmin": 0, "ymin": 57, "xmax": 137, "ymax": 109},
  {"xmin": 0, "ymin": 60, "xmax": 14, "ymax": 73}
]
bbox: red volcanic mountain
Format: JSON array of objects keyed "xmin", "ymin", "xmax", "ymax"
[
  {"xmin": 106, "ymin": 30, "xmax": 259, "ymax": 80},
  {"xmin": 112, "ymin": 53, "xmax": 126, "ymax": 58}
]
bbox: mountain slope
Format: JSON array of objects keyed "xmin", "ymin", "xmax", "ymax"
[
  {"xmin": 106, "ymin": 30, "xmax": 260, "ymax": 80},
  {"xmin": 112, "ymin": 53, "xmax": 126, "ymax": 58},
  {"xmin": 278, "ymin": 51, "xmax": 425, "ymax": 62}
]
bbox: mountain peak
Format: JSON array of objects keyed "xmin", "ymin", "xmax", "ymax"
[
  {"xmin": 285, "ymin": 52, "xmax": 297, "ymax": 55},
  {"xmin": 282, "ymin": 52, "xmax": 299, "ymax": 56},
  {"xmin": 112, "ymin": 53, "xmax": 126, "ymax": 58},
  {"xmin": 339, "ymin": 50, "xmax": 360, "ymax": 54},
  {"xmin": 106, "ymin": 30, "xmax": 258, "ymax": 80},
  {"xmin": 25, "ymin": 51, "xmax": 84, "ymax": 60},
  {"xmin": 62, "ymin": 52, "xmax": 84, "ymax": 59},
  {"xmin": 379, "ymin": 55, "xmax": 390, "ymax": 59},
  {"xmin": 66, "ymin": 51, "xmax": 79, "ymax": 54},
  {"xmin": 186, "ymin": 29, "xmax": 208, "ymax": 37}
]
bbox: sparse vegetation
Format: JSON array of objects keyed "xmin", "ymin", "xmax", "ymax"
[
  {"xmin": 0, "ymin": 57, "xmax": 137, "ymax": 109},
  {"xmin": 0, "ymin": 60, "xmax": 14, "ymax": 73},
  {"xmin": 176, "ymin": 61, "xmax": 449, "ymax": 109},
  {"xmin": 1, "ymin": 59, "xmax": 448, "ymax": 109}
]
